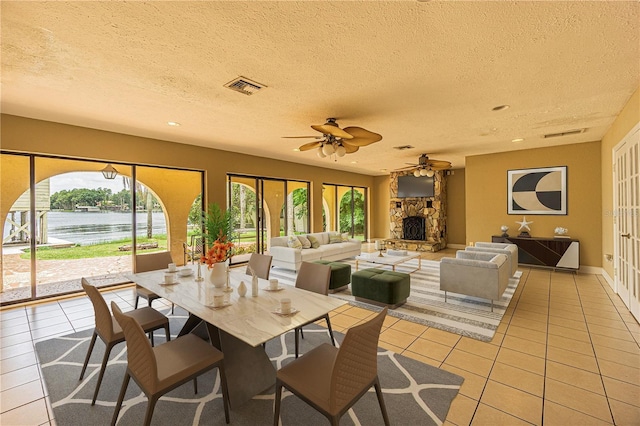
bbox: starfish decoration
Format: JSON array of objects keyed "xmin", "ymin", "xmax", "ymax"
[{"xmin": 516, "ymin": 216, "xmax": 533, "ymax": 232}]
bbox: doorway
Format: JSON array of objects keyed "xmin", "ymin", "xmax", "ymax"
[{"xmin": 613, "ymin": 124, "xmax": 639, "ymax": 321}]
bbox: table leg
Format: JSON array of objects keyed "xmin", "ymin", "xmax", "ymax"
[
  {"xmin": 205, "ymin": 323, "xmax": 275, "ymax": 409},
  {"xmin": 355, "ymin": 259, "xmax": 359, "ymax": 271}
]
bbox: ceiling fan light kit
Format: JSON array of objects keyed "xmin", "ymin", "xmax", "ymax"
[
  {"xmin": 399, "ymin": 154, "xmax": 452, "ymax": 177},
  {"xmin": 287, "ymin": 118, "xmax": 382, "ymax": 161}
]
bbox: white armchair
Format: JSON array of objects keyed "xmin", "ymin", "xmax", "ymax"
[
  {"xmin": 466, "ymin": 242, "xmax": 518, "ymax": 276},
  {"xmin": 440, "ymin": 251, "xmax": 510, "ymax": 312}
]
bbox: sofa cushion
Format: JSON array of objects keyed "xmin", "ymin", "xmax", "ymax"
[
  {"xmin": 307, "ymin": 234, "xmax": 320, "ymax": 248},
  {"xmin": 328, "ymin": 232, "xmax": 342, "ymax": 244},
  {"xmin": 297, "ymin": 235, "xmax": 311, "ymax": 249},
  {"xmin": 287, "ymin": 235, "xmax": 302, "ymax": 249},
  {"xmin": 341, "ymin": 232, "xmax": 350, "ymax": 242}
]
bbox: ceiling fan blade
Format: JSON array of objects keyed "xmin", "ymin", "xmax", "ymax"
[
  {"xmin": 342, "ymin": 127, "xmax": 383, "ymax": 146},
  {"xmin": 404, "ymin": 162, "xmax": 419, "ymax": 166},
  {"xmin": 341, "ymin": 142, "xmax": 359, "ymax": 153},
  {"xmin": 298, "ymin": 141, "xmax": 322, "ymax": 151},
  {"xmin": 283, "ymin": 135, "xmax": 322, "ymax": 139},
  {"xmin": 426, "ymin": 160, "xmax": 452, "ymax": 169},
  {"xmin": 394, "ymin": 165, "xmax": 416, "ymax": 171},
  {"xmin": 311, "ymin": 124, "xmax": 353, "ymax": 139}
]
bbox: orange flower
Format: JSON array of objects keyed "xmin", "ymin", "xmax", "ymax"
[{"xmin": 201, "ymin": 231, "xmax": 234, "ymax": 268}]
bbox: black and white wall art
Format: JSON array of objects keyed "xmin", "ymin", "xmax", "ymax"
[{"xmin": 507, "ymin": 166, "xmax": 567, "ymax": 215}]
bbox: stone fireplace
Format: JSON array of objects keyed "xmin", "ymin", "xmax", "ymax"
[
  {"xmin": 403, "ymin": 216, "xmax": 426, "ymax": 241},
  {"xmin": 386, "ymin": 170, "xmax": 447, "ymax": 252}
]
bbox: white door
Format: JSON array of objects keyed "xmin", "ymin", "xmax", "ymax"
[{"xmin": 613, "ymin": 125, "xmax": 640, "ymax": 321}]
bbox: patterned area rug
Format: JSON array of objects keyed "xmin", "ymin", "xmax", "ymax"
[
  {"xmin": 36, "ymin": 316, "xmax": 463, "ymax": 425},
  {"xmin": 270, "ymin": 258, "xmax": 522, "ymax": 342}
]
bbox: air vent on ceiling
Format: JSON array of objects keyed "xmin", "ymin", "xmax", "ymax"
[
  {"xmin": 393, "ymin": 145, "xmax": 415, "ymax": 150},
  {"xmin": 543, "ymin": 128, "xmax": 586, "ymax": 138},
  {"xmin": 224, "ymin": 76, "xmax": 266, "ymax": 95}
]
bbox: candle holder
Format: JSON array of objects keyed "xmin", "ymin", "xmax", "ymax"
[
  {"xmin": 223, "ymin": 266, "xmax": 233, "ymax": 293},
  {"xmin": 374, "ymin": 240, "xmax": 386, "ymax": 257},
  {"xmin": 195, "ymin": 259, "xmax": 204, "ymax": 282}
]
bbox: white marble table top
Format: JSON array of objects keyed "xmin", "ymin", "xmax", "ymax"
[
  {"xmin": 126, "ymin": 264, "xmax": 346, "ymax": 347},
  {"xmin": 355, "ymin": 250, "xmax": 421, "ymax": 266}
]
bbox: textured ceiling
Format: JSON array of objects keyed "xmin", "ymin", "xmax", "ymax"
[{"xmin": 1, "ymin": 1, "xmax": 638, "ymax": 175}]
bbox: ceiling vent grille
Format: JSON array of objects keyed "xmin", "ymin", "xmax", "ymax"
[
  {"xmin": 543, "ymin": 128, "xmax": 586, "ymax": 138},
  {"xmin": 224, "ymin": 76, "xmax": 266, "ymax": 95},
  {"xmin": 393, "ymin": 145, "xmax": 415, "ymax": 150}
]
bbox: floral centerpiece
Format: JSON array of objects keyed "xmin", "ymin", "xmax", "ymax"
[{"xmin": 200, "ymin": 203, "xmax": 235, "ymax": 287}]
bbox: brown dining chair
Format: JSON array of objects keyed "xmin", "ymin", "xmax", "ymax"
[
  {"xmin": 134, "ymin": 251, "xmax": 175, "ymax": 314},
  {"xmin": 293, "ymin": 261, "xmax": 335, "ymax": 358},
  {"xmin": 79, "ymin": 279, "xmax": 170, "ymax": 406},
  {"xmin": 274, "ymin": 307, "xmax": 389, "ymax": 426},
  {"xmin": 246, "ymin": 252, "xmax": 273, "ymax": 279},
  {"xmin": 111, "ymin": 301, "xmax": 230, "ymax": 426}
]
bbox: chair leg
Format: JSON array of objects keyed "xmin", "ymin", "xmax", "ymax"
[
  {"xmin": 143, "ymin": 395, "xmax": 158, "ymax": 426},
  {"xmin": 374, "ymin": 377, "xmax": 390, "ymax": 426},
  {"xmin": 149, "ymin": 331, "xmax": 155, "ymax": 346},
  {"xmin": 91, "ymin": 341, "xmax": 114, "ymax": 405},
  {"xmin": 491, "ymin": 300, "xmax": 494, "ymax": 312},
  {"xmin": 134, "ymin": 296, "xmax": 140, "ymax": 309},
  {"xmin": 299, "ymin": 328, "xmax": 305, "ymax": 339},
  {"xmin": 294, "ymin": 327, "xmax": 300, "ymax": 358},
  {"xmin": 219, "ymin": 363, "xmax": 230, "ymax": 424},
  {"xmin": 324, "ymin": 314, "xmax": 336, "ymax": 346},
  {"xmin": 193, "ymin": 377, "xmax": 198, "ymax": 394},
  {"xmin": 111, "ymin": 372, "xmax": 130, "ymax": 426},
  {"xmin": 79, "ymin": 331, "xmax": 98, "ymax": 380},
  {"xmin": 171, "ymin": 303, "xmax": 175, "ymax": 315},
  {"xmin": 164, "ymin": 324, "xmax": 171, "ymax": 342},
  {"xmin": 273, "ymin": 380, "xmax": 283, "ymax": 426}
]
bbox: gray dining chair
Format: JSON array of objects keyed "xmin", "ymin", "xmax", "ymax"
[{"xmin": 245, "ymin": 252, "xmax": 273, "ymax": 279}]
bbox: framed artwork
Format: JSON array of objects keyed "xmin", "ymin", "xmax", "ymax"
[{"xmin": 508, "ymin": 166, "xmax": 567, "ymax": 215}]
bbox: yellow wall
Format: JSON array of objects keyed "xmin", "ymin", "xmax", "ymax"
[
  {"xmin": 466, "ymin": 141, "xmax": 602, "ymax": 268},
  {"xmin": 600, "ymin": 87, "xmax": 640, "ymax": 279},
  {"xmin": 446, "ymin": 169, "xmax": 466, "ymax": 245},
  {"xmin": 371, "ymin": 175, "xmax": 390, "ymax": 239},
  {"xmin": 1, "ymin": 114, "xmax": 377, "ymax": 239}
]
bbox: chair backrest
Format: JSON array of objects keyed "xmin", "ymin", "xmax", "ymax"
[
  {"xmin": 295, "ymin": 261, "xmax": 331, "ymax": 295},
  {"xmin": 245, "ymin": 253, "xmax": 273, "ymax": 279},
  {"xmin": 111, "ymin": 301, "xmax": 158, "ymax": 393},
  {"xmin": 135, "ymin": 251, "xmax": 174, "ymax": 273},
  {"xmin": 330, "ymin": 307, "xmax": 387, "ymax": 411},
  {"xmin": 82, "ymin": 278, "xmax": 116, "ymax": 341}
]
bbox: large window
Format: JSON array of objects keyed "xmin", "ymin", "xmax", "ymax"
[
  {"xmin": 322, "ymin": 184, "xmax": 368, "ymax": 241},
  {"xmin": 1, "ymin": 152, "xmax": 203, "ymax": 305}
]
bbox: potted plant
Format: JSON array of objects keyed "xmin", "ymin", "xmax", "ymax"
[{"xmin": 200, "ymin": 203, "xmax": 235, "ymax": 286}]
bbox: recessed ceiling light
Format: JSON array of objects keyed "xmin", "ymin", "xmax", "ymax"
[
  {"xmin": 167, "ymin": 121, "xmax": 181, "ymax": 126},
  {"xmin": 492, "ymin": 105, "xmax": 510, "ymax": 111},
  {"xmin": 351, "ymin": 161, "xmax": 358, "ymax": 164},
  {"xmin": 293, "ymin": 148, "xmax": 300, "ymax": 152},
  {"xmin": 380, "ymin": 169, "xmax": 388, "ymax": 172},
  {"xmin": 512, "ymin": 138, "xmax": 525, "ymax": 143}
]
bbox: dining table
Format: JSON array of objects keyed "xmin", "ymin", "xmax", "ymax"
[{"xmin": 126, "ymin": 263, "xmax": 347, "ymax": 408}]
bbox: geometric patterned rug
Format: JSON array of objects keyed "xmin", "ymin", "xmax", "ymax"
[
  {"xmin": 270, "ymin": 258, "xmax": 522, "ymax": 342},
  {"xmin": 36, "ymin": 316, "xmax": 463, "ymax": 425}
]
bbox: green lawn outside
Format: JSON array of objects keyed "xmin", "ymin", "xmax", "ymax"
[{"xmin": 21, "ymin": 237, "xmax": 167, "ymax": 260}]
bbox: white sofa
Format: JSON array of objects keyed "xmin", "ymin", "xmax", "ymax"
[
  {"xmin": 269, "ymin": 232, "xmax": 362, "ymax": 271},
  {"xmin": 466, "ymin": 242, "xmax": 518, "ymax": 276},
  {"xmin": 440, "ymin": 250, "xmax": 510, "ymax": 312}
]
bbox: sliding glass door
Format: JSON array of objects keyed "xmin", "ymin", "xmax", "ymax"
[{"xmin": 228, "ymin": 175, "xmax": 309, "ymax": 265}]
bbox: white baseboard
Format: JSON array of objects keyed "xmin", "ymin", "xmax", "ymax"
[{"xmin": 601, "ymin": 268, "xmax": 614, "ymax": 289}]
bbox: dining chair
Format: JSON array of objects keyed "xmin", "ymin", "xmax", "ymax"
[
  {"xmin": 274, "ymin": 307, "xmax": 390, "ymax": 426},
  {"xmin": 293, "ymin": 261, "xmax": 334, "ymax": 358},
  {"xmin": 183, "ymin": 235, "xmax": 205, "ymax": 264},
  {"xmin": 110, "ymin": 301, "xmax": 230, "ymax": 426},
  {"xmin": 79, "ymin": 279, "xmax": 170, "ymax": 406},
  {"xmin": 246, "ymin": 252, "xmax": 273, "ymax": 279},
  {"xmin": 134, "ymin": 251, "xmax": 175, "ymax": 314}
]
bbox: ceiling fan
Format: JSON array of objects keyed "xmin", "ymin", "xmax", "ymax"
[
  {"xmin": 284, "ymin": 118, "xmax": 382, "ymax": 159},
  {"xmin": 396, "ymin": 154, "xmax": 452, "ymax": 177}
]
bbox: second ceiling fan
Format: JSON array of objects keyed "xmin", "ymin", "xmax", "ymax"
[
  {"xmin": 285, "ymin": 118, "xmax": 382, "ymax": 158},
  {"xmin": 396, "ymin": 154, "xmax": 452, "ymax": 177}
]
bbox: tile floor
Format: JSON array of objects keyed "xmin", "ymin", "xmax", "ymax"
[{"xmin": 1, "ymin": 253, "xmax": 639, "ymax": 425}]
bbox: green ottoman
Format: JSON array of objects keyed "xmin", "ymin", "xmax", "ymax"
[
  {"xmin": 313, "ymin": 260, "xmax": 351, "ymax": 293},
  {"xmin": 351, "ymin": 268, "xmax": 410, "ymax": 308}
]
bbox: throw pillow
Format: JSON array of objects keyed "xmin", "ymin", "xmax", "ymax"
[
  {"xmin": 329, "ymin": 232, "xmax": 342, "ymax": 244},
  {"xmin": 297, "ymin": 235, "xmax": 311, "ymax": 249},
  {"xmin": 341, "ymin": 232, "xmax": 350, "ymax": 242},
  {"xmin": 307, "ymin": 235, "xmax": 320, "ymax": 248},
  {"xmin": 287, "ymin": 235, "xmax": 302, "ymax": 249}
]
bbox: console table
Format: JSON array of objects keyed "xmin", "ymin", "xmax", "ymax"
[{"xmin": 492, "ymin": 235, "xmax": 580, "ymax": 271}]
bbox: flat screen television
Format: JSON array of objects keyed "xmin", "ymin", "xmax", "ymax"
[{"xmin": 397, "ymin": 175, "xmax": 435, "ymax": 198}]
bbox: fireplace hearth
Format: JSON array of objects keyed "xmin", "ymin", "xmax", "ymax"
[{"xmin": 403, "ymin": 216, "xmax": 426, "ymax": 241}]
